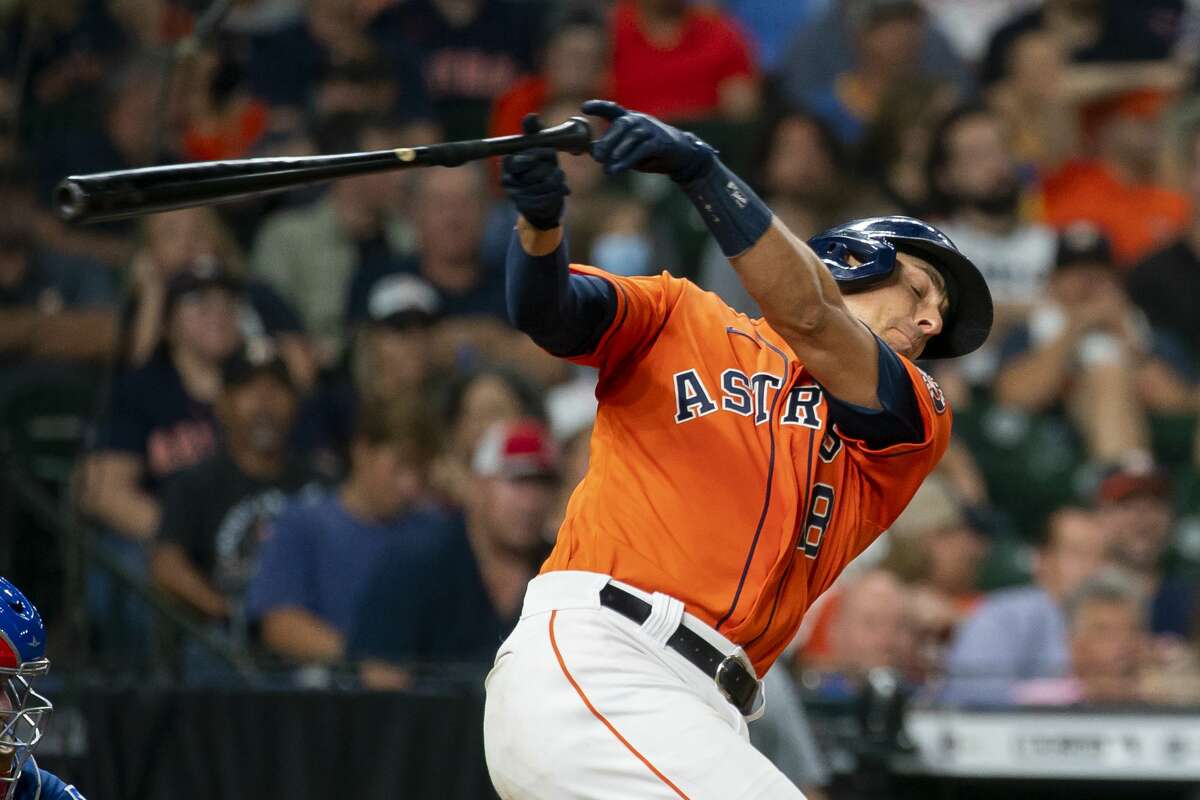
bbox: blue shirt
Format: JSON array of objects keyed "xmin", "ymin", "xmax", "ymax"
[
  {"xmin": 244, "ymin": 493, "xmax": 450, "ymax": 635},
  {"xmin": 941, "ymin": 586, "xmax": 1068, "ymax": 707},
  {"xmin": 346, "ymin": 515, "xmax": 523, "ymax": 669},
  {"xmin": 15, "ymin": 759, "xmax": 85, "ymax": 800}
]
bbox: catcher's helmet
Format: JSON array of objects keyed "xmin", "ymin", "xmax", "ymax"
[
  {"xmin": 808, "ymin": 216, "xmax": 993, "ymax": 359},
  {"xmin": 0, "ymin": 577, "xmax": 51, "ymax": 800}
]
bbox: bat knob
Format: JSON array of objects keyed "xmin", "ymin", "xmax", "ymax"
[{"xmin": 54, "ymin": 181, "xmax": 88, "ymax": 222}]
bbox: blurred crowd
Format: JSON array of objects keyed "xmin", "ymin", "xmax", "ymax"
[{"xmin": 5, "ymin": 0, "xmax": 1200, "ymax": 754}]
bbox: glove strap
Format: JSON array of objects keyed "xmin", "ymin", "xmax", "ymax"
[{"xmin": 679, "ymin": 160, "xmax": 773, "ymax": 258}]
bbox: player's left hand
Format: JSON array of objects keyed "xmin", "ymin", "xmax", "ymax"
[
  {"xmin": 501, "ymin": 113, "xmax": 570, "ymax": 231},
  {"xmin": 582, "ymin": 99, "xmax": 716, "ymax": 182}
]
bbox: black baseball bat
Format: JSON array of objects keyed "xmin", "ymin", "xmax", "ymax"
[{"xmin": 55, "ymin": 117, "xmax": 593, "ymax": 224}]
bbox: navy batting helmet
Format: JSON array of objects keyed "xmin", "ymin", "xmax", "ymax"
[{"xmin": 808, "ymin": 216, "xmax": 993, "ymax": 359}]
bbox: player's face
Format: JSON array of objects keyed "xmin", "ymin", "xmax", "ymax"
[{"xmin": 842, "ymin": 254, "xmax": 948, "ymax": 359}]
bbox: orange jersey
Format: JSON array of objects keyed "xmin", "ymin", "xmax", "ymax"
[{"xmin": 542, "ymin": 265, "xmax": 952, "ymax": 676}]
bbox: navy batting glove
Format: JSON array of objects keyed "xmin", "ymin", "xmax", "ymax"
[
  {"xmin": 582, "ymin": 99, "xmax": 717, "ymax": 183},
  {"xmin": 501, "ymin": 114, "xmax": 569, "ymax": 230}
]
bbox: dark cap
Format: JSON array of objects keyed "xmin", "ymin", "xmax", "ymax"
[
  {"xmin": 1055, "ymin": 221, "xmax": 1114, "ymax": 271},
  {"xmin": 165, "ymin": 256, "xmax": 243, "ymax": 314},
  {"xmin": 221, "ymin": 340, "xmax": 293, "ymax": 392},
  {"xmin": 367, "ymin": 273, "xmax": 440, "ymax": 329},
  {"xmin": 1095, "ymin": 463, "xmax": 1171, "ymax": 504}
]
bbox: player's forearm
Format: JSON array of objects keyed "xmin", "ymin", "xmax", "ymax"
[
  {"xmin": 260, "ymin": 608, "xmax": 344, "ymax": 664},
  {"xmin": 728, "ymin": 219, "xmax": 846, "ymax": 340}
]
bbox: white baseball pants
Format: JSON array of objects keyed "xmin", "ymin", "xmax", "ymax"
[{"xmin": 483, "ymin": 571, "xmax": 805, "ymax": 799}]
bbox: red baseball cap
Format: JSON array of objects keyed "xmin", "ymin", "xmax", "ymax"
[
  {"xmin": 472, "ymin": 418, "xmax": 560, "ymax": 480},
  {"xmin": 1095, "ymin": 464, "xmax": 1172, "ymax": 504}
]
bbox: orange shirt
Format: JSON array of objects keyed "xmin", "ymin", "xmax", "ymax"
[
  {"xmin": 542, "ymin": 266, "xmax": 952, "ymax": 676},
  {"xmin": 1042, "ymin": 160, "xmax": 1190, "ymax": 267}
]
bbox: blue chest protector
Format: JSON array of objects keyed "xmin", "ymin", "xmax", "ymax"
[{"xmin": 14, "ymin": 760, "xmax": 85, "ymax": 800}]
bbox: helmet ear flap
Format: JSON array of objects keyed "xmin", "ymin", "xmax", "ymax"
[{"xmin": 809, "ymin": 232, "xmax": 898, "ymax": 290}]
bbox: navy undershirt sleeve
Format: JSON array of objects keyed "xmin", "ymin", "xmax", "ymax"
[
  {"xmin": 505, "ymin": 232, "xmax": 618, "ymax": 358},
  {"xmin": 823, "ymin": 336, "xmax": 925, "ymax": 448}
]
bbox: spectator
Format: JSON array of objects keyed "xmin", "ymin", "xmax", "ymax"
[
  {"xmin": 1128, "ymin": 120, "xmax": 1200, "ymax": 362},
  {"xmin": 994, "ymin": 223, "xmax": 1153, "ymax": 464},
  {"xmin": 369, "ymin": 0, "xmax": 540, "ymax": 139},
  {"xmin": 777, "ymin": 0, "xmax": 970, "ymax": 140},
  {"xmin": 301, "ymin": 273, "xmax": 442, "ymax": 475},
  {"xmin": 883, "ymin": 477, "xmax": 987, "ymax": 619},
  {"xmin": 251, "ymin": 114, "xmax": 420, "ymax": 364},
  {"xmin": 78, "ymin": 260, "xmax": 244, "ymax": 544},
  {"xmin": 1093, "ymin": 464, "xmax": 1198, "ymax": 639},
  {"xmin": 150, "ymin": 346, "xmax": 324, "ymax": 630},
  {"xmin": 431, "ymin": 366, "xmax": 545, "ymax": 507},
  {"xmin": 349, "ymin": 418, "xmax": 559, "ymax": 687},
  {"xmin": 244, "ymin": 398, "xmax": 444, "ymax": 665},
  {"xmin": 927, "ymin": 104, "xmax": 1057, "ymax": 379},
  {"xmin": 857, "ymin": 74, "xmax": 959, "ymax": 215},
  {"xmin": 124, "ymin": 209, "xmax": 312, "ymax": 384},
  {"xmin": 609, "ymin": 0, "xmax": 759, "ymax": 122},
  {"xmin": 0, "ymin": 173, "xmax": 117, "ymax": 395},
  {"xmin": 801, "ymin": 568, "xmax": 915, "ymax": 699},
  {"xmin": 77, "ymin": 260, "xmax": 243, "ymax": 660},
  {"xmin": 29, "ymin": 56, "xmax": 165, "ymax": 269},
  {"xmin": 941, "ymin": 507, "xmax": 1108, "ymax": 706},
  {"xmin": 1042, "ymin": 89, "xmax": 1189, "ymax": 267},
  {"xmin": 309, "ymin": 57, "xmax": 428, "ymax": 122},
  {"xmin": 723, "ymin": 0, "xmax": 829, "ymax": 73},
  {"xmin": 488, "ymin": 9, "xmax": 611, "ymax": 139},
  {"xmin": 981, "ymin": 0, "xmax": 1185, "ymax": 90},
  {"xmin": 245, "ymin": 0, "xmax": 426, "ymax": 114},
  {"xmin": 1013, "ymin": 568, "xmax": 1148, "ymax": 705},
  {"xmin": 347, "ymin": 162, "xmax": 501, "ymax": 322},
  {"xmin": 176, "ymin": 44, "xmax": 270, "ymax": 162}
]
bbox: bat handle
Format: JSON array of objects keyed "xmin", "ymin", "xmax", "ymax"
[{"xmin": 406, "ymin": 117, "xmax": 593, "ymax": 167}]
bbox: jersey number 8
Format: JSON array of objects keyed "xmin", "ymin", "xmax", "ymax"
[{"xmin": 800, "ymin": 483, "xmax": 835, "ymax": 559}]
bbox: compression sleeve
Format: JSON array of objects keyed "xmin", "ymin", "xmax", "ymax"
[
  {"xmin": 823, "ymin": 336, "xmax": 924, "ymax": 447},
  {"xmin": 505, "ymin": 232, "xmax": 618, "ymax": 358}
]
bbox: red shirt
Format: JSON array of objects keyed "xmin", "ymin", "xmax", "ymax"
[{"xmin": 611, "ymin": 1, "xmax": 755, "ymax": 121}]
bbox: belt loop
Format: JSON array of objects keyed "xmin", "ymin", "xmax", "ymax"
[{"xmin": 641, "ymin": 592, "xmax": 684, "ymax": 646}]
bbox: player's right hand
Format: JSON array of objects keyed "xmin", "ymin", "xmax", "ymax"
[
  {"xmin": 501, "ymin": 114, "xmax": 569, "ymax": 231},
  {"xmin": 582, "ymin": 99, "xmax": 716, "ymax": 183}
]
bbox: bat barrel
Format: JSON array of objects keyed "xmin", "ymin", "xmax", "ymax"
[
  {"xmin": 55, "ymin": 150, "xmax": 402, "ymax": 224},
  {"xmin": 54, "ymin": 116, "xmax": 594, "ymax": 224}
]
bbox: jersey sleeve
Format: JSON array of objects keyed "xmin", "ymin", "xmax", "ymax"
[
  {"xmin": 563, "ymin": 264, "xmax": 689, "ymax": 377},
  {"xmin": 828, "ymin": 357, "xmax": 953, "ymax": 566}
]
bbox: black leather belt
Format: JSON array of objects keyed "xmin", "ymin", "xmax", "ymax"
[{"xmin": 599, "ymin": 582, "xmax": 759, "ymax": 716}]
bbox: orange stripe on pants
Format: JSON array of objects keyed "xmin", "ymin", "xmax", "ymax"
[{"xmin": 548, "ymin": 610, "xmax": 692, "ymax": 800}]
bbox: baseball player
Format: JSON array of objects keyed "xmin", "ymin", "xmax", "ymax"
[
  {"xmin": 0, "ymin": 578, "xmax": 86, "ymax": 800},
  {"xmin": 484, "ymin": 103, "xmax": 993, "ymax": 798}
]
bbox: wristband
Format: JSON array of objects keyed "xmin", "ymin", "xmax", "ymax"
[{"xmin": 679, "ymin": 160, "xmax": 772, "ymax": 258}]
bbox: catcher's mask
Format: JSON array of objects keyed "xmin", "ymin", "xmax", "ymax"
[{"xmin": 0, "ymin": 577, "xmax": 51, "ymax": 800}]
